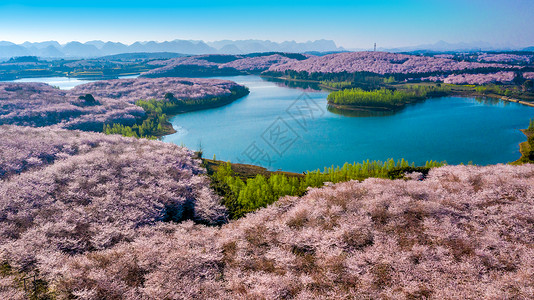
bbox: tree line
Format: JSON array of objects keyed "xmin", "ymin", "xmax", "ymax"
[
  {"xmin": 209, "ymin": 159, "xmax": 444, "ymax": 219},
  {"xmin": 326, "ymin": 85, "xmax": 449, "ymax": 109}
]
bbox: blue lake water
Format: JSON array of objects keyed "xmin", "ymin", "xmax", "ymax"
[
  {"xmin": 162, "ymin": 75, "xmax": 534, "ymax": 172},
  {"xmin": 6, "ymin": 75, "xmax": 138, "ymax": 90}
]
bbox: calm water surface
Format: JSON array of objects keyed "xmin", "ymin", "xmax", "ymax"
[
  {"xmin": 7, "ymin": 75, "xmax": 138, "ymax": 90},
  {"xmin": 162, "ymin": 75, "xmax": 534, "ymax": 172}
]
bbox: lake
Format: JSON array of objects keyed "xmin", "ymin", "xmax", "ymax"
[
  {"xmin": 8, "ymin": 75, "xmax": 533, "ymax": 172},
  {"xmin": 7, "ymin": 75, "xmax": 138, "ymax": 90},
  {"xmin": 162, "ymin": 75, "xmax": 534, "ymax": 172}
]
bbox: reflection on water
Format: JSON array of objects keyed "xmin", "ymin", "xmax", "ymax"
[
  {"xmin": 327, "ymin": 105, "xmax": 397, "ymax": 117},
  {"xmin": 9, "ymin": 77, "xmax": 96, "ymax": 90},
  {"xmin": 328, "ymin": 97, "xmax": 511, "ymax": 118},
  {"xmin": 473, "ymin": 96, "xmax": 508, "ymax": 106},
  {"xmin": 261, "ymin": 76, "xmax": 323, "ymax": 91},
  {"xmin": 6, "ymin": 75, "xmax": 140, "ymax": 90},
  {"xmin": 163, "ymin": 75, "xmax": 534, "ymax": 172}
]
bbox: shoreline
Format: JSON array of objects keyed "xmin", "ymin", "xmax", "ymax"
[
  {"xmin": 260, "ymin": 75, "xmax": 340, "ymax": 91},
  {"xmin": 147, "ymin": 75, "xmax": 534, "ymax": 167},
  {"xmin": 499, "ymin": 96, "xmax": 534, "ymax": 107},
  {"xmin": 263, "ymin": 75, "xmax": 534, "ymax": 109},
  {"xmin": 157, "ymin": 92, "xmax": 249, "ymax": 137},
  {"xmin": 153, "ymin": 87, "xmax": 250, "ymax": 138},
  {"xmin": 513, "ymin": 128, "xmax": 533, "ymax": 164}
]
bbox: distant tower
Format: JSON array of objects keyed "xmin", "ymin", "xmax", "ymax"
[{"xmin": 374, "ymin": 43, "xmax": 376, "ymax": 52}]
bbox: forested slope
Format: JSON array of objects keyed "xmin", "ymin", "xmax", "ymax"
[{"xmin": 1, "ymin": 132, "xmax": 532, "ymax": 300}]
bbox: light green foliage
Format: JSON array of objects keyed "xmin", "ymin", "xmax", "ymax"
[
  {"xmin": 384, "ymin": 76, "xmax": 395, "ymax": 84},
  {"xmin": 103, "ymin": 114, "xmax": 162, "ymax": 139},
  {"xmin": 527, "ymin": 118, "xmax": 534, "ymax": 133},
  {"xmin": 328, "ymin": 87, "xmax": 423, "ymax": 108},
  {"xmin": 212, "ymin": 159, "xmax": 445, "ymax": 219},
  {"xmin": 320, "ymin": 81, "xmax": 353, "ymax": 89},
  {"xmin": 327, "ymin": 85, "xmax": 453, "ymax": 109}
]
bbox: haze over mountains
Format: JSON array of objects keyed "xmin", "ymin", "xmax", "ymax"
[
  {"xmin": 377, "ymin": 40, "xmax": 531, "ymax": 53},
  {"xmin": 0, "ymin": 39, "xmax": 532, "ymax": 59},
  {"xmin": 0, "ymin": 39, "xmax": 343, "ymax": 59}
]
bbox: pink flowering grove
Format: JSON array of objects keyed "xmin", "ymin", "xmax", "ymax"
[
  {"xmin": 1, "ymin": 126, "xmax": 533, "ymax": 299},
  {"xmin": 423, "ymin": 71, "xmax": 516, "ymax": 85},
  {"xmin": 267, "ymin": 51, "xmax": 513, "ymax": 75},
  {"xmin": 142, "ymin": 54, "xmax": 304, "ymax": 76},
  {"xmin": 0, "ymin": 77, "xmax": 245, "ymax": 131},
  {"xmin": 476, "ymin": 53, "xmax": 534, "ymax": 64},
  {"xmin": 69, "ymin": 77, "xmax": 244, "ymax": 103},
  {"xmin": 0, "ymin": 126, "xmax": 226, "ymax": 292}
]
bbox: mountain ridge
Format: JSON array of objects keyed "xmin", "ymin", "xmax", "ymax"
[{"xmin": 0, "ymin": 39, "xmax": 343, "ymax": 59}]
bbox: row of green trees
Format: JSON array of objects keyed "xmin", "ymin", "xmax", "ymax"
[
  {"xmin": 515, "ymin": 118, "xmax": 534, "ymax": 164},
  {"xmin": 327, "ymin": 85, "xmax": 452, "ymax": 109},
  {"xmin": 103, "ymin": 114, "xmax": 166, "ymax": 139},
  {"xmin": 528, "ymin": 118, "xmax": 534, "ymax": 132},
  {"xmin": 327, "ymin": 87, "xmax": 417, "ymax": 108},
  {"xmin": 525, "ymin": 119, "xmax": 534, "ymax": 162},
  {"xmin": 210, "ymin": 159, "xmax": 444, "ymax": 219}
]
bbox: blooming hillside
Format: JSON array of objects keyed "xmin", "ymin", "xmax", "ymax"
[
  {"xmin": 0, "ymin": 126, "xmax": 226, "ymax": 294},
  {"xmin": 3, "ymin": 159, "xmax": 532, "ymax": 299},
  {"xmin": 142, "ymin": 53, "xmax": 306, "ymax": 77},
  {"xmin": 0, "ymin": 82, "xmax": 144, "ymax": 131},
  {"xmin": 70, "ymin": 77, "xmax": 244, "ymax": 103},
  {"xmin": 424, "ymin": 71, "xmax": 516, "ymax": 85},
  {"xmin": 268, "ymin": 51, "xmax": 512, "ymax": 75},
  {"xmin": 476, "ymin": 53, "xmax": 534, "ymax": 64},
  {"xmin": 0, "ymin": 77, "xmax": 245, "ymax": 131}
]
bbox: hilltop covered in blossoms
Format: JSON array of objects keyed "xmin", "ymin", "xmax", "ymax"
[
  {"xmin": 423, "ymin": 71, "xmax": 517, "ymax": 85},
  {"xmin": 142, "ymin": 53, "xmax": 309, "ymax": 77},
  {"xmin": 1, "ymin": 136, "xmax": 532, "ymax": 300},
  {"xmin": 70, "ymin": 77, "xmax": 245, "ymax": 103},
  {"xmin": 267, "ymin": 51, "xmax": 513, "ymax": 75},
  {"xmin": 140, "ymin": 51, "xmax": 534, "ymax": 86},
  {"xmin": 476, "ymin": 53, "xmax": 534, "ymax": 64},
  {"xmin": 0, "ymin": 126, "xmax": 226, "ymax": 298},
  {"xmin": 0, "ymin": 82, "xmax": 144, "ymax": 131},
  {"xmin": 0, "ymin": 77, "xmax": 246, "ymax": 131}
]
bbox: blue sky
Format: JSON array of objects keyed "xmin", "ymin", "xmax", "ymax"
[{"xmin": 0, "ymin": 0, "xmax": 533, "ymax": 48}]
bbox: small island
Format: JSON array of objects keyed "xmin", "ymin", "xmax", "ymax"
[{"xmin": 326, "ymin": 86, "xmax": 446, "ymax": 111}]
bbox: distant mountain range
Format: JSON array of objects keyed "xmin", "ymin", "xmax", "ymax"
[
  {"xmin": 378, "ymin": 40, "xmax": 533, "ymax": 53},
  {"xmin": 1, "ymin": 39, "xmax": 531, "ymax": 59},
  {"xmin": 0, "ymin": 39, "xmax": 344, "ymax": 59}
]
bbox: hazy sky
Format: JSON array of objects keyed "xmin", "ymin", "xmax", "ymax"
[{"xmin": 1, "ymin": 0, "xmax": 533, "ymax": 48}]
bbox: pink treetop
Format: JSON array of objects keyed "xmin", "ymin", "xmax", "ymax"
[{"xmin": 268, "ymin": 51, "xmax": 513, "ymax": 74}]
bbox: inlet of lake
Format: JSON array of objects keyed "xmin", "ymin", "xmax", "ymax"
[
  {"xmin": 8, "ymin": 75, "xmax": 534, "ymax": 173},
  {"xmin": 8, "ymin": 75, "xmax": 138, "ymax": 90},
  {"xmin": 163, "ymin": 75, "xmax": 534, "ymax": 172}
]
